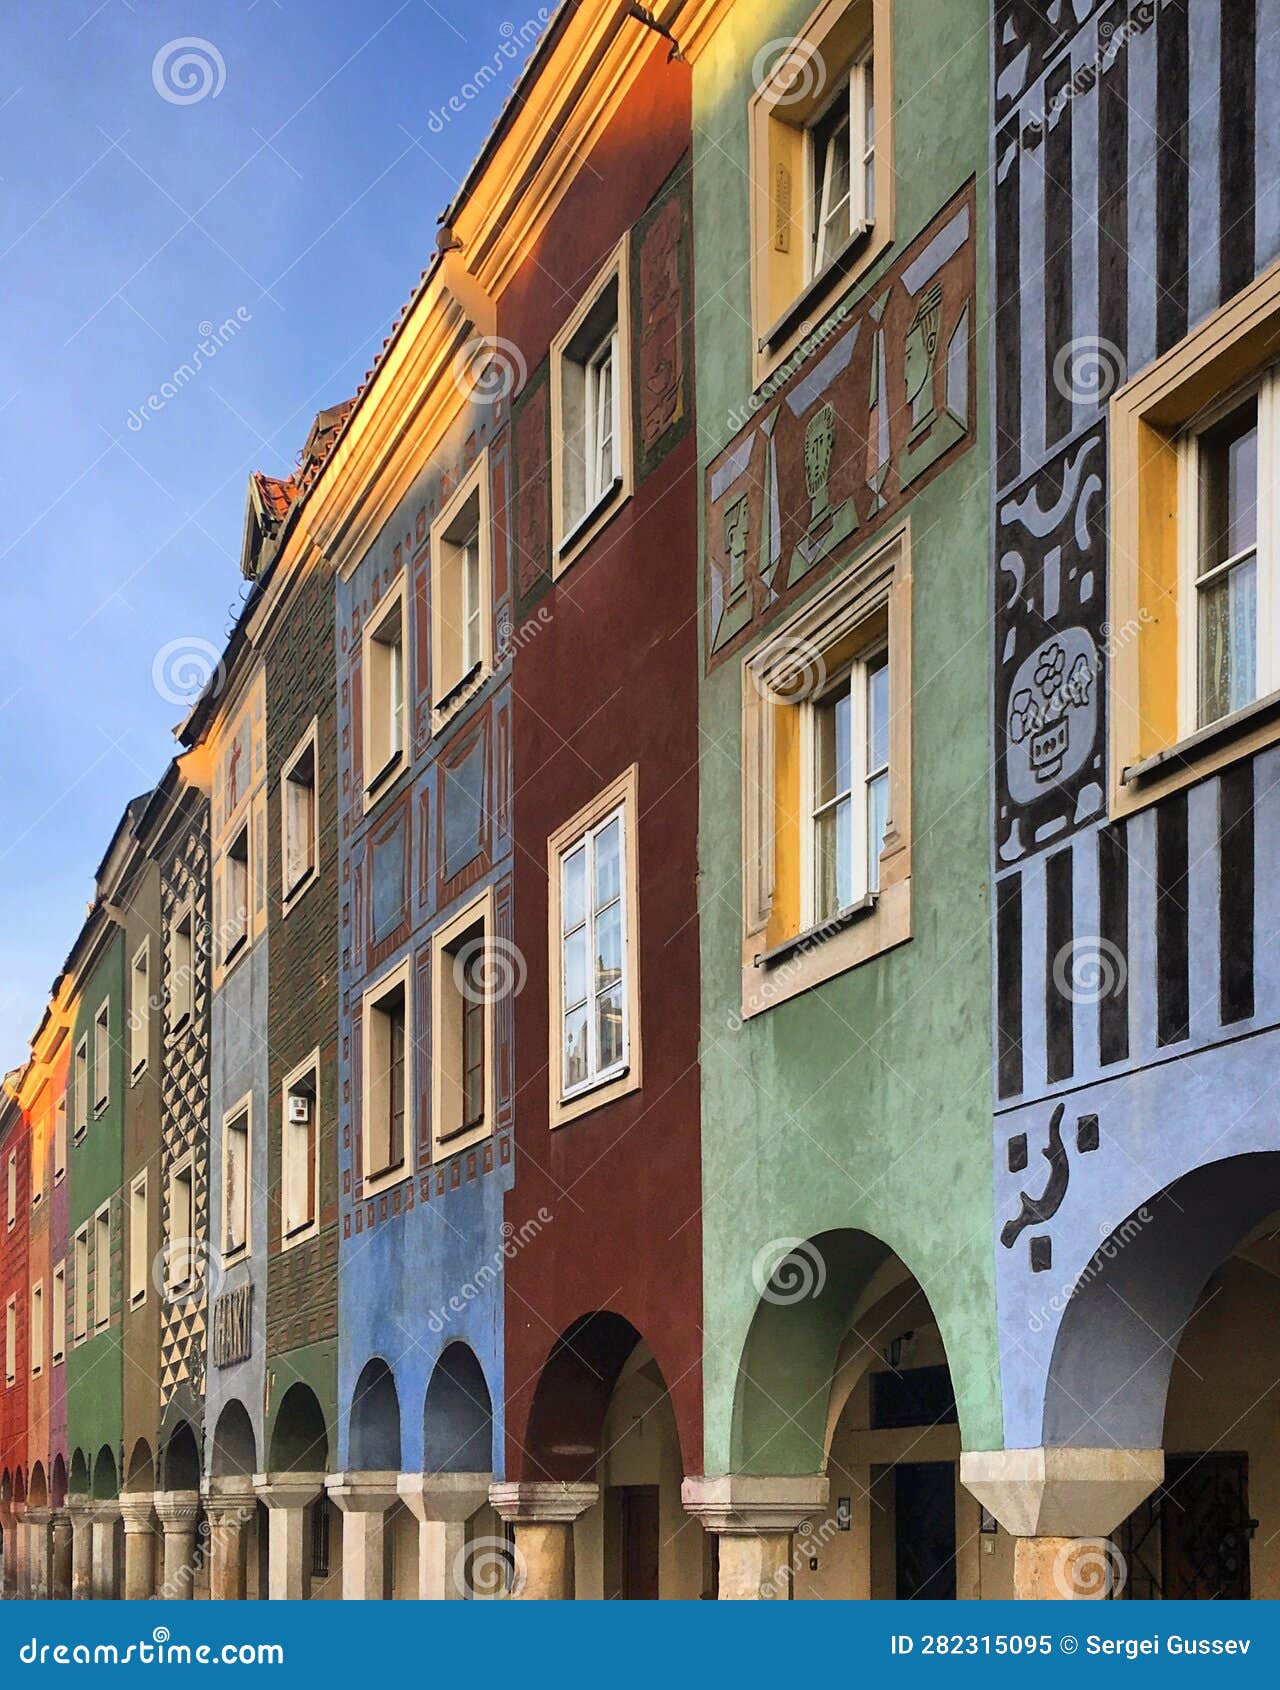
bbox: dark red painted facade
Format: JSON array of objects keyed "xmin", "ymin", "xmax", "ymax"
[
  {"xmin": 0, "ymin": 1091, "xmax": 30, "ymax": 1494},
  {"xmin": 501, "ymin": 41, "xmax": 703, "ymax": 1483}
]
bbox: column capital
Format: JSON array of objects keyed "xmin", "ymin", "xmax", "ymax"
[
  {"xmin": 681, "ymin": 1474, "xmax": 828, "ymax": 1534},
  {"xmin": 23, "ymin": 1505, "xmax": 53, "ymax": 1528},
  {"xmin": 489, "ymin": 1481, "xmax": 599, "ymax": 1524},
  {"xmin": 153, "ymin": 1489, "xmax": 202, "ymax": 1530},
  {"xmin": 253, "ymin": 1472, "xmax": 325, "ymax": 1511},
  {"xmin": 960, "ymin": 1447, "xmax": 1164, "ymax": 1538},
  {"xmin": 325, "ymin": 1471, "xmax": 402, "ymax": 1514},
  {"xmin": 201, "ymin": 1478, "xmax": 256, "ymax": 1527},
  {"xmin": 398, "ymin": 1472, "xmax": 491, "ymax": 1525},
  {"xmin": 89, "ymin": 1499, "xmax": 122, "ymax": 1523},
  {"xmin": 118, "ymin": 1495, "xmax": 156, "ymax": 1534}
]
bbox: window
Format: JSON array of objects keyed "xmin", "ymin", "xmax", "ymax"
[
  {"xmin": 806, "ymin": 648, "xmax": 889, "ymax": 925},
  {"xmin": 167, "ymin": 1158, "xmax": 195, "ymax": 1294},
  {"xmin": 30, "ymin": 1282, "xmax": 43, "ymax": 1377},
  {"xmin": 741, "ymin": 526, "xmax": 912, "ymax": 1016},
  {"xmin": 93, "ymin": 1000, "xmax": 110, "ymax": 1113},
  {"xmin": 548, "ymin": 769, "xmax": 642, "ymax": 1126},
  {"xmin": 73, "ymin": 1228, "xmax": 89, "ymax": 1341},
  {"xmin": 222, "ymin": 1098, "xmax": 251, "ymax": 1260},
  {"xmin": 54, "ymin": 1095, "xmax": 67, "ymax": 1183},
  {"xmin": 431, "ymin": 458, "xmax": 492, "ymax": 726},
  {"xmin": 94, "ymin": 1208, "xmax": 111, "ymax": 1331},
  {"xmin": 4, "ymin": 1297, "xmax": 13, "ymax": 1386},
  {"xmin": 748, "ymin": 0, "xmax": 892, "ymax": 383},
  {"xmin": 130, "ymin": 941, "xmax": 150, "ymax": 1077},
  {"xmin": 362, "ymin": 578, "xmax": 407, "ymax": 803},
  {"xmin": 1109, "ymin": 263, "xmax": 1280, "ymax": 817},
  {"xmin": 52, "ymin": 1263, "xmax": 65, "ymax": 1366},
  {"xmin": 431, "ymin": 890, "xmax": 495, "ymax": 1154},
  {"xmin": 73, "ymin": 1036, "xmax": 88, "ymax": 1137},
  {"xmin": 281, "ymin": 722, "xmax": 319, "ymax": 907},
  {"xmin": 550, "ymin": 237, "xmax": 633, "ymax": 571},
  {"xmin": 129, "ymin": 1176, "xmax": 148, "ymax": 1306},
  {"xmin": 282, "ymin": 1054, "xmax": 319, "ymax": 1243},
  {"xmin": 223, "ymin": 823, "xmax": 250, "ymax": 963},
  {"xmin": 5, "ymin": 1150, "xmax": 14, "ymax": 1228},
  {"xmin": 168, "ymin": 903, "xmax": 194, "ymax": 1029},
  {"xmin": 361, "ymin": 960, "xmax": 411, "ymax": 1188}
]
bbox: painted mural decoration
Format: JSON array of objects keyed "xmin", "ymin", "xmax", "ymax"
[
  {"xmin": 1001, "ymin": 1102, "xmax": 1101, "ymax": 1272},
  {"xmin": 995, "ymin": 425, "xmax": 1107, "ymax": 861},
  {"xmin": 703, "ymin": 181, "xmax": 976, "ymax": 669},
  {"xmin": 995, "ymin": 0, "xmax": 1109, "ymax": 123},
  {"xmin": 632, "ymin": 163, "xmax": 693, "ymax": 478}
]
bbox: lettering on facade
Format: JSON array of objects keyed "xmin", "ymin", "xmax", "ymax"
[{"xmin": 211, "ymin": 1282, "xmax": 252, "ymax": 1369}]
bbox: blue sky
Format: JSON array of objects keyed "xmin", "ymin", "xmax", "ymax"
[{"xmin": 0, "ymin": 0, "xmax": 545, "ymax": 1062}]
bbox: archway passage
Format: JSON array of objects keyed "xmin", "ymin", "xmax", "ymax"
[
  {"xmin": 125, "ymin": 1440, "xmax": 154, "ymax": 1494},
  {"xmin": 91, "ymin": 1446, "xmax": 118, "ymax": 1502},
  {"xmin": 269, "ymin": 1383, "xmax": 329, "ymax": 1474},
  {"xmin": 28, "ymin": 1461, "xmax": 49, "ymax": 1508},
  {"xmin": 161, "ymin": 1422, "xmax": 200, "ymax": 1493},
  {"xmin": 422, "ymin": 1343, "xmax": 492, "ymax": 1474},
  {"xmin": 51, "ymin": 1455, "xmax": 67, "ymax": 1509},
  {"xmin": 732, "ymin": 1231, "xmax": 981, "ymax": 1600},
  {"xmin": 349, "ymin": 1358, "xmax": 401, "ymax": 1471},
  {"xmin": 523, "ymin": 1314, "xmax": 703, "ymax": 1599},
  {"xmin": 210, "ymin": 1399, "xmax": 257, "ymax": 1479},
  {"xmin": 68, "ymin": 1451, "xmax": 89, "ymax": 1498}
]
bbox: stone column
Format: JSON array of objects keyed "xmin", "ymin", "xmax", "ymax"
[
  {"xmin": 202, "ymin": 1480, "xmax": 256, "ymax": 1602},
  {"xmin": 24, "ymin": 1506, "xmax": 53, "ymax": 1599},
  {"xmin": 67, "ymin": 1497, "xmax": 94, "ymax": 1600},
  {"xmin": 50, "ymin": 1509, "xmax": 73, "ymax": 1600},
  {"xmin": 153, "ymin": 1491, "xmax": 202, "ymax": 1600},
  {"xmin": 397, "ymin": 1472, "xmax": 491, "ymax": 1599},
  {"xmin": 961, "ymin": 1447, "xmax": 1164, "ymax": 1599},
  {"xmin": 489, "ymin": 1481, "xmax": 600, "ymax": 1600},
  {"xmin": 254, "ymin": 1473, "xmax": 325, "ymax": 1600},
  {"xmin": 118, "ymin": 1495, "xmax": 157, "ymax": 1600},
  {"xmin": 326, "ymin": 1472, "xmax": 401, "ymax": 1601},
  {"xmin": 0, "ymin": 1502, "xmax": 16, "ymax": 1599},
  {"xmin": 682, "ymin": 1476, "xmax": 828, "ymax": 1599},
  {"xmin": 91, "ymin": 1502, "xmax": 123, "ymax": 1601}
]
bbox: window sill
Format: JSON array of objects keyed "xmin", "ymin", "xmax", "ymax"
[
  {"xmin": 432, "ymin": 658, "xmax": 491, "ymax": 734},
  {"xmin": 363, "ymin": 752, "xmax": 407, "ymax": 814},
  {"xmin": 130, "ymin": 1060, "xmax": 147, "ymax": 1087},
  {"xmin": 1122, "ymin": 687, "xmax": 1280, "ymax": 787},
  {"xmin": 554, "ymin": 475, "xmax": 628, "ymax": 578},
  {"xmin": 168, "ymin": 1011, "xmax": 191, "ymax": 1037},
  {"xmin": 550, "ymin": 1061, "xmax": 641, "ymax": 1129},
  {"xmin": 281, "ymin": 1220, "xmax": 319, "ymax": 1253},
  {"xmin": 757, "ymin": 223, "xmax": 873, "ymax": 355},
  {"xmin": 361, "ymin": 1161, "xmax": 408, "ymax": 1201},
  {"xmin": 754, "ymin": 895, "xmax": 878, "ymax": 970},
  {"xmin": 222, "ymin": 935, "xmax": 249, "ymax": 972},
  {"xmin": 93, "ymin": 1100, "xmax": 109, "ymax": 1119},
  {"xmin": 281, "ymin": 864, "xmax": 319, "ymax": 918},
  {"xmin": 741, "ymin": 873, "xmax": 912, "ymax": 1019},
  {"xmin": 130, "ymin": 1290, "xmax": 146, "ymax": 1310},
  {"xmin": 561, "ymin": 1062, "xmax": 629, "ymax": 1107}
]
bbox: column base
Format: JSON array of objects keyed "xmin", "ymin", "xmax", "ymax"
[{"xmin": 489, "ymin": 1481, "xmax": 599, "ymax": 1600}]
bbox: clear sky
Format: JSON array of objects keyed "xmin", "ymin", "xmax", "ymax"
[{"xmin": 0, "ymin": 0, "xmax": 545, "ymax": 1063}]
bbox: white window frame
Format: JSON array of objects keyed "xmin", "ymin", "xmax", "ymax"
[
  {"xmin": 221, "ymin": 1094, "xmax": 253, "ymax": 1264},
  {"xmin": 4, "ymin": 1296, "xmax": 14, "ymax": 1386},
  {"xmin": 430, "ymin": 887, "xmax": 496, "ymax": 1159},
  {"xmin": 281, "ymin": 718, "xmax": 320, "ymax": 912},
  {"xmin": 800, "ymin": 641, "xmax": 889, "ymax": 929},
  {"xmin": 1176, "ymin": 368, "xmax": 1280, "ymax": 739},
  {"xmin": 584, "ymin": 327, "xmax": 621, "ymax": 513},
  {"xmin": 73, "ymin": 1226, "xmax": 89, "ymax": 1342},
  {"xmin": 168, "ymin": 900, "xmax": 195, "ymax": 1030},
  {"xmin": 73, "ymin": 1035, "xmax": 89, "ymax": 1138},
  {"xmin": 430, "ymin": 455, "xmax": 493, "ymax": 730},
  {"xmin": 281, "ymin": 1051, "xmax": 320, "ymax": 1247},
  {"xmin": 129, "ymin": 1174, "xmax": 149, "ymax": 1307},
  {"xmin": 362, "ymin": 575, "xmax": 409, "ymax": 808},
  {"xmin": 222, "ymin": 820, "xmax": 251, "ymax": 966},
  {"xmin": 559, "ymin": 805, "xmax": 631, "ymax": 1101},
  {"xmin": 166, "ymin": 1154, "xmax": 195, "ymax": 1296},
  {"xmin": 93, "ymin": 999, "xmax": 111, "ymax": 1115},
  {"xmin": 5, "ymin": 1150, "xmax": 14, "ymax": 1229},
  {"xmin": 360, "ymin": 956, "xmax": 413, "ymax": 1195},
  {"xmin": 94, "ymin": 1205, "xmax": 111, "ymax": 1332},
  {"xmin": 805, "ymin": 48, "xmax": 874, "ymax": 282},
  {"xmin": 54, "ymin": 1093, "xmax": 67, "ymax": 1184},
  {"xmin": 52, "ymin": 1261, "xmax": 66, "ymax": 1366},
  {"xmin": 130, "ymin": 939, "xmax": 150, "ymax": 1079},
  {"xmin": 547, "ymin": 766, "xmax": 643, "ymax": 1128},
  {"xmin": 30, "ymin": 1280, "xmax": 43, "ymax": 1377}
]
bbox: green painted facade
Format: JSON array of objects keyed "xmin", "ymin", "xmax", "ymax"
[
  {"xmin": 66, "ymin": 923, "xmax": 125, "ymax": 1492},
  {"xmin": 692, "ymin": 0, "xmax": 1002, "ymax": 1475}
]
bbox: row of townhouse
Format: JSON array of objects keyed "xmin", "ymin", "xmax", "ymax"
[{"xmin": 2, "ymin": 0, "xmax": 1278, "ymax": 1603}]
